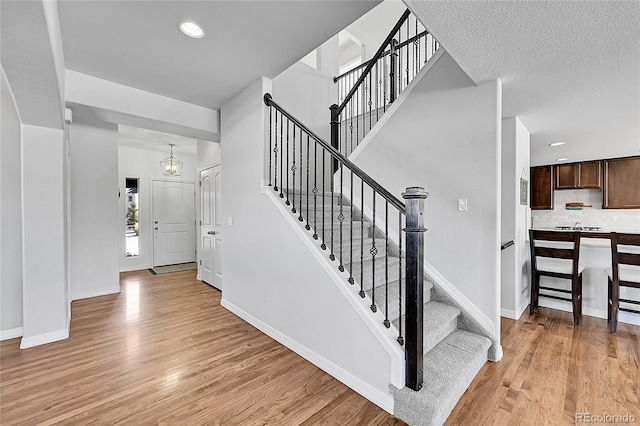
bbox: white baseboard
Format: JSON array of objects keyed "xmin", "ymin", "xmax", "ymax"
[
  {"xmin": 119, "ymin": 265, "xmax": 151, "ymax": 273},
  {"xmin": 501, "ymin": 301, "xmax": 530, "ymax": 321},
  {"xmin": 221, "ymin": 298, "xmax": 395, "ymax": 414},
  {"xmin": 425, "ymin": 261, "xmax": 496, "ymax": 337},
  {"xmin": 500, "ymin": 308, "xmax": 518, "ymax": 320},
  {"xmin": 0, "ymin": 327, "xmax": 23, "ymax": 341},
  {"xmin": 20, "ymin": 328, "xmax": 69, "ymax": 349},
  {"xmin": 72, "ymin": 287, "xmax": 120, "ymax": 301}
]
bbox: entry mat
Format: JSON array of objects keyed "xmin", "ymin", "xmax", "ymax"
[{"xmin": 149, "ymin": 262, "xmax": 197, "ymax": 275}]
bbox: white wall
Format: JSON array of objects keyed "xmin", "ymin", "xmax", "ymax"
[
  {"xmin": 197, "ymin": 140, "xmax": 221, "ymax": 170},
  {"xmin": 66, "ymin": 70, "xmax": 220, "ymax": 142},
  {"xmin": 69, "ymin": 118, "xmax": 120, "ymax": 300},
  {"xmin": 350, "ymin": 51, "xmax": 503, "ymax": 339},
  {"xmin": 344, "ymin": 1, "xmax": 407, "ymax": 62},
  {"xmin": 118, "ymin": 145, "xmax": 197, "ymax": 272},
  {"xmin": 21, "ymin": 124, "xmax": 69, "ymax": 348},
  {"xmin": 1, "ymin": 68, "xmax": 24, "ymax": 338},
  {"xmin": 220, "ymin": 77, "xmax": 402, "ymax": 412},
  {"xmin": 501, "ymin": 117, "xmax": 531, "ymax": 320}
]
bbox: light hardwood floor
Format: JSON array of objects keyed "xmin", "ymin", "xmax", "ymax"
[
  {"xmin": 0, "ymin": 270, "xmax": 401, "ymax": 425},
  {"xmin": 448, "ymin": 308, "xmax": 640, "ymax": 425},
  {"xmin": 1, "ymin": 271, "xmax": 639, "ymax": 425}
]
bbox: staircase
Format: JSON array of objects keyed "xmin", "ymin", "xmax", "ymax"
[
  {"xmin": 282, "ymin": 188, "xmax": 491, "ymax": 425},
  {"xmin": 261, "ymin": 7, "xmax": 496, "ymax": 425}
]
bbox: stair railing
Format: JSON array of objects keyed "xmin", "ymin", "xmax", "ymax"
[
  {"xmin": 265, "ymin": 93, "xmax": 426, "ymax": 391},
  {"xmin": 331, "ymin": 9, "xmax": 440, "ymax": 158}
]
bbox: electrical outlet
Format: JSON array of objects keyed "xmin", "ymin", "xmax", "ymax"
[
  {"xmin": 458, "ymin": 198, "xmax": 468, "ymax": 211},
  {"xmin": 228, "ymin": 217, "xmax": 233, "ymax": 226},
  {"xmin": 611, "ymin": 216, "xmax": 618, "ymax": 222}
]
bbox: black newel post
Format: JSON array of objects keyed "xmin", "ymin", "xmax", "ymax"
[
  {"xmin": 402, "ymin": 186, "xmax": 428, "ymax": 391},
  {"xmin": 329, "ymin": 104, "xmax": 339, "ymax": 173}
]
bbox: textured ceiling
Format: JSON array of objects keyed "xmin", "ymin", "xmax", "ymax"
[
  {"xmin": 407, "ymin": 0, "xmax": 640, "ymax": 166},
  {"xmin": 58, "ymin": 0, "xmax": 380, "ymax": 111},
  {"xmin": 118, "ymin": 124, "xmax": 198, "ymax": 157}
]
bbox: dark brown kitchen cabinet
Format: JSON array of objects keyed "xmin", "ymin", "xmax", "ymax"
[
  {"xmin": 554, "ymin": 161, "xmax": 602, "ymax": 189},
  {"xmin": 531, "ymin": 165, "xmax": 554, "ymax": 210},
  {"xmin": 603, "ymin": 156, "xmax": 640, "ymax": 209}
]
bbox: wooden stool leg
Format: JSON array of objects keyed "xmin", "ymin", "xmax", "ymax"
[
  {"xmin": 530, "ymin": 272, "xmax": 538, "ymax": 315},
  {"xmin": 572, "ymin": 275, "xmax": 580, "ymax": 326},
  {"xmin": 611, "ymin": 278, "xmax": 619, "ymax": 334},
  {"xmin": 607, "ymin": 277, "xmax": 612, "ymax": 322}
]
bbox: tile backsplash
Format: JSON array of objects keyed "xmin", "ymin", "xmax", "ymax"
[{"xmin": 532, "ymin": 188, "xmax": 640, "ymax": 232}]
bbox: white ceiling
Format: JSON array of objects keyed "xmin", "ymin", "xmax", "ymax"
[
  {"xmin": 57, "ymin": 0, "xmax": 380, "ymax": 111},
  {"xmin": 118, "ymin": 124, "xmax": 198, "ymax": 156},
  {"xmin": 407, "ymin": 0, "xmax": 640, "ymax": 166}
]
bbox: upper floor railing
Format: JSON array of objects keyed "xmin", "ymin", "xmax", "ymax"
[{"xmin": 331, "ymin": 9, "xmax": 440, "ymax": 157}]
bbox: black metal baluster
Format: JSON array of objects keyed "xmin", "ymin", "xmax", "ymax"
[
  {"xmin": 338, "ymin": 162, "xmax": 344, "ymax": 271},
  {"xmin": 348, "ymin": 170, "xmax": 354, "ymax": 285},
  {"xmin": 370, "ymin": 190, "xmax": 377, "ymax": 313},
  {"xmin": 279, "ymin": 114, "xmax": 284, "ymax": 199},
  {"xmin": 359, "ymin": 179, "xmax": 365, "ymax": 298},
  {"xmin": 299, "ymin": 128, "xmax": 303, "ymax": 221},
  {"xmin": 330, "ymin": 153, "xmax": 335, "ymax": 261},
  {"xmin": 268, "ymin": 105, "xmax": 272, "ymax": 187},
  {"xmin": 305, "ymin": 134, "xmax": 310, "ymax": 230},
  {"xmin": 405, "ymin": 19, "xmax": 409, "ymax": 91},
  {"xmin": 398, "ymin": 211, "xmax": 404, "ymax": 345},
  {"xmin": 313, "ymin": 141, "xmax": 318, "ymax": 240},
  {"xmin": 273, "ymin": 110, "xmax": 279, "ymax": 192},
  {"xmin": 369, "ymin": 72, "xmax": 372, "ymax": 132},
  {"xmin": 375, "ymin": 61, "xmax": 379, "ymax": 122},
  {"xmin": 384, "ymin": 201, "xmax": 390, "ymax": 328},
  {"xmin": 321, "ymin": 150, "xmax": 326, "ymax": 250},
  {"xmin": 291, "ymin": 122, "xmax": 296, "ymax": 212}
]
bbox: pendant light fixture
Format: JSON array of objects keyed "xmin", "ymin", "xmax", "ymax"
[{"xmin": 161, "ymin": 143, "xmax": 183, "ymax": 176}]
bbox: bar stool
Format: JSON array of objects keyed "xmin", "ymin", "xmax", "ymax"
[
  {"xmin": 608, "ymin": 232, "xmax": 640, "ymax": 333},
  {"xmin": 529, "ymin": 230, "xmax": 584, "ymax": 325}
]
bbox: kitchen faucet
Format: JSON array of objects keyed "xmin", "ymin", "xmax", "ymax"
[{"xmin": 573, "ymin": 221, "xmax": 582, "ymax": 230}]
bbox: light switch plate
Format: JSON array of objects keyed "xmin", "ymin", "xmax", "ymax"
[
  {"xmin": 458, "ymin": 198, "xmax": 468, "ymax": 211},
  {"xmin": 228, "ymin": 217, "xmax": 233, "ymax": 226}
]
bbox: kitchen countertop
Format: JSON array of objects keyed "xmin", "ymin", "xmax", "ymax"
[{"xmin": 531, "ymin": 228, "xmax": 640, "ymax": 247}]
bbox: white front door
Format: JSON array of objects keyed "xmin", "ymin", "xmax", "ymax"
[
  {"xmin": 152, "ymin": 180, "xmax": 196, "ymax": 267},
  {"xmin": 199, "ymin": 165, "xmax": 222, "ymax": 288}
]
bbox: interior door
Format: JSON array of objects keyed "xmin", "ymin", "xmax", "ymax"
[
  {"xmin": 152, "ymin": 180, "xmax": 196, "ymax": 267},
  {"xmin": 200, "ymin": 167, "xmax": 215, "ymax": 285},
  {"xmin": 200, "ymin": 165, "xmax": 222, "ymax": 288}
]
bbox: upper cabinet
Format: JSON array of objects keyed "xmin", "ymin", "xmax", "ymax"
[
  {"xmin": 554, "ymin": 161, "xmax": 602, "ymax": 190},
  {"xmin": 603, "ymin": 156, "xmax": 640, "ymax": 209},
  {"xmin": 531, "ymin": 165, "xmax": 554, "ymax": 210}
]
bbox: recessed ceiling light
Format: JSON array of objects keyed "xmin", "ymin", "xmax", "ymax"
[
  {"xmin": 548, "ymin": 142, "xmax": 566, "ymax": 147},
  {"xmin": 178, "ymin": 21, "xmax": 205, "ymax": 39},
  {"xmin": 556, "ymin": 158, "xmax": 569, "ymax": 162}
]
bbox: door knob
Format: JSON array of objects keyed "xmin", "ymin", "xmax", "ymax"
[
  {"xmin": 208, "ymin": 231, "xmax": 215, "ymax": 235},
  {"xmin": 154, "ymin": 221, "xmax": 158, "ymax": 224},
  {"xmin": 155, "ymin": 227, "xmax": 158, "ymax": 230}
]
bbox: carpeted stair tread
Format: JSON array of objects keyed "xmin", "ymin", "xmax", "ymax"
[
  {"xmin": 391, "ymin": 329, "xmax": 491, "ymax": 426},
  {"xmin": 391, "ymin": 301, "xmax": 459, "ymax": 354},
  {"xmin": 346, "ymin": 256, "xmax": 401, "ymax": 289},
  {"xmin": 365, "ymin": 278, "xmax": 433, "ymax": 323}
]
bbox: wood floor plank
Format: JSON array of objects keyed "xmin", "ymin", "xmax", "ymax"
[
  {"xmin": 2, "ymin": 271, "xmax": 639, "ymax": 425},
  {"xmin": 0, "ymin": 270, "xmax": 399, "ymax": 425},
  {"xmin": 446, "ymin": 308, "xmax": 640, "ymax": 425}
]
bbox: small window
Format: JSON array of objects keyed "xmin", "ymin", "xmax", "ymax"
[{"xmin": 125, "ymin": 178, "xmax": 140, "ymax": 257}]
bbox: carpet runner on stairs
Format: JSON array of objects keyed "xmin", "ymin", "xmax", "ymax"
[{"xmin": 282, "ymin": 190, "xmax": 491, "ymax": 425}]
